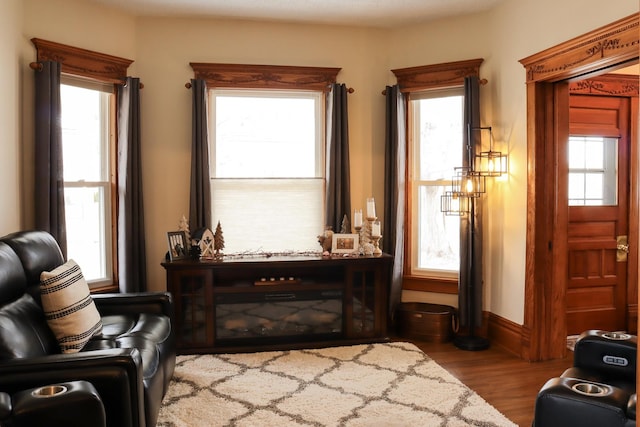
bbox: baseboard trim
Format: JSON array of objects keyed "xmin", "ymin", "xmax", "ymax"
[{"xmin": 488, "ymin": 312, "xmax": 523, "ymax": 357}]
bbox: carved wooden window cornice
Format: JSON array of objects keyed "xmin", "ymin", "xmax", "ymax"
[
  {"xmin": 569, "ymin": 73, "xmax": 639, "ymax": 97},
  {"xmin": 392, "ymin": 58, "xmax": 484, "ymax": 92},
  {"xmin": 190, "ymin": 63, "xmax": 341, "ymax": 92},
  {"xmin": 31, "ymin": 38, "xmax": 133, "ymax": 83},
  {"xmin": 520, "ymin": 14, "xmax": 639, "ymax": 83}
]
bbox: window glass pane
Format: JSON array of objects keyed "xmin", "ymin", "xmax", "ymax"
[
  {"xmin": 585, "ymin": 138, "xmax": 604, "ymax": 169},
  {"xmin": 584, "ymin": 173, "xmax": 604, "ymax": 200},
  {"xmin": 568, "ymin": 138, "xmax": 585, "ymax": 169},
  {"xmin": 210, "ymin": 89, "xmax": 324, "ymax": 254},
  {"xmin": 568, "ymin": 173, "xmax": 585, "ymax": 200},
  {"xmin": 64, "ymin": 186, "xmax": 108, "ymax": 280},
  {"xmin": 61, "ymin": 84, "xmax": 106, "ymax": 181},
  {"xmin": 416, "ymin": 95, "xmax": 463, "ymax": 181},
  {"xmin": 410, "ymin": 88, "xmax": 463, "ymax": 277},
  {"xmin": 416, "ymin": 185, "xmax": 460, "ymax": 272},
  {"xmin": 60, "ymin": 82, "xmax": 112, "ymax": 284},
  {"xmin": 214, "ymin": 92, "xmax": 320, "ymax": 178},
  {"xmin": 568, "ymin": 136, "xmax": 617, "ymax": 206}
]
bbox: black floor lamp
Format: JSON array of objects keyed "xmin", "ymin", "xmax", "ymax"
[{"xmin": 441, "ymin": 126, "xmax": 507, "ymax": 351}]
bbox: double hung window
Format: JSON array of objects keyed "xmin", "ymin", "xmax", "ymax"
[
  {"xmin": 33, "ymin": 38, "xmax": 133, "ymax": 290},
  {"xmin": 409, "ymin": 88, "xmax": 464, "ymax": 277},
  {"xmin": 393, "ymin": 59, "xmax": 482, "ymax": 292},
  {"xmin": 209, "ymin": 89, "xmax": 325, "ymax": 253},
  {"xmin": 60, "ymin": 77, "xmax": 115, "ymax": 285},
  {"xmin": 192, "ymin": 63, "xmax": 340, "ymax": 255}
]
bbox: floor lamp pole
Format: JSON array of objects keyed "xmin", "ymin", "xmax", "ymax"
[{"xmin": 453, "ymin": 192, "xmax": 490, "ymax": 351}]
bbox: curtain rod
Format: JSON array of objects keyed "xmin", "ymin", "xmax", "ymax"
[
  {"xmin": 185, "ymin": 81, "xmax": 355, "ymax": 93},
  {"xmin": 381, "ymin": 78, "xmax": 488, "ymax": 95},
  {"xmin": 29, "ymin": 62, "xmax": 143, "ymax": 88}
]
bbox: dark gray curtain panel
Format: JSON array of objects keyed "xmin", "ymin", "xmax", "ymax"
[
  {"xmin": 325, "ymin": 83, "xmax": 351, "ymax": 232},
  {"xmin": 189, "ymin": 79, "xmax": 211, "ymax": 232},
  {"xmin": 383, "ymin": 85, "xmax": 406, "ymax": 317},
  {"xmin": 117, "ymin": 77, "xmax": 147, "ymax": 293},
  {"xmin": 34, "ymin": 61, "xmax": 67, "ymax": 258},
  {"xmin": 459, "ymin": 76, "xmax": 483, "ymax": 328}
]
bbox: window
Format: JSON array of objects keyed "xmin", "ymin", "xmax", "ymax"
[
  {"xmin": 190, "ymin": 63, "xmax": 340, "ymax": 254},
  {"xmin": 568, "ymin": 136, "xmax": 618, "ymax": 206},
  {"xmin": 392, "ymin": 58, "xmax": 483, "ymax": 293},
  {"xmin": 32, "ymin": 38, "xmax": 133, "ymax": 290},
  {"xmin": 60, "ymin": 78, "xmax": 115, "ymax": 285},
  {"xmin": 209, "ymin": 89, "xmax": 324, "ymax": 253},
  {"xmin": 410, "ymin": 89, "xmax": 464, "ymax": 277}
]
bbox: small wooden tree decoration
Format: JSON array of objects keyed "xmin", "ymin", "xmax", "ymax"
[
  {"xmin": 340, "ymin": 214, "xmax": 350, "ymax": 234},
  {"xmin": 214, "ymin": 221, "xmax": 225, "ymax": 257}
]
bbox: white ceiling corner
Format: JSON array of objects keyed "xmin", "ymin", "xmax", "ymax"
[{"xmin": 87, "ymin": 0, "xmax": 507, "ymax": 28}]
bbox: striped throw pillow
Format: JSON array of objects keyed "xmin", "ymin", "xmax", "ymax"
[{"xmin": 40, "ymin": 260, "xmax": 103, "ymax": 353}]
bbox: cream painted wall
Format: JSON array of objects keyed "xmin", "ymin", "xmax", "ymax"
[
  {"xmin": 0, "ymin": 0, "xmax": 22, "ymax": 235},
  {"xmin": 387, "ymin": 2, "xmax": 638, "ymax": 325},
  {"xmin": 134, "ymin": 17, "xmax": 390, "ymax": 290},
  {"xmin": 9, "ymin": 0, "xmax": 638, "ymax": 328},
  {"xmin": 483, "ymin": 0, "xmax": 639, "ymax": 324},
  {"xmin": 19, "ymin": 0, "xmax": 137, "ymax": 229},
  {"xmin": 22, "ymin": 0, "xmax": 137, "ymax": 63}
]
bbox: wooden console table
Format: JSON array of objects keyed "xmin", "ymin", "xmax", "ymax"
[{"xmin": 162, "ymin": 254, "xmax": 392, "ymax": 354}]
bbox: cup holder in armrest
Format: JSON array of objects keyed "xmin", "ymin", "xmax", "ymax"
[
  {"xmin": 11, "ymin": 381, "xmax": 105, "ymax": 427},
  {"xmin": 602, "ymin": 332, "xmax": 632, "ymax": 341},
  {"xmin": 31, "ymin": 385, "xmax": 68, "ymax": 398},
  {"xmin": 571, "ymin": 382, "xmax": 611, "ymax": 397},
  {"xmin": 535, "ymin": 377, "xmax": 632, "ymax": 427}
]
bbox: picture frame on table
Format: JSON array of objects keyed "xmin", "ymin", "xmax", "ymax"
[
  {"xmin": 167, "ymin": 231, "xmax": 189, "ymax": 261},
  {"xmin": 331, "ymin": 233, "xmax": 359, "ymax": 254}
]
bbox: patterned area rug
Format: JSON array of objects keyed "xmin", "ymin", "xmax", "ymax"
[{"xmin": 157, "ymin": 342, "xmax": 516, "ymax": 426}]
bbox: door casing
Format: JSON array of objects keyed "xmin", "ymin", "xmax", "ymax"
[{"xmin": 519, "ymin": 13, "xmax": 639, "ymax": 361}]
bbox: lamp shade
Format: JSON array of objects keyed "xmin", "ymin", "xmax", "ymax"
[
  {"xmin": 453, "ymin": 167, "xmax": 485, "ymax": 198},
  {"xmin": 476, "ymin": 150, "xmax": 508, "ymax": 177},
  {"xmin": 441, "ymin": 191, "xmax": 471, "ymax": 216},
  {"xmin": 473, "ymin": 126, "xmax": 508, "ymax": 177}
]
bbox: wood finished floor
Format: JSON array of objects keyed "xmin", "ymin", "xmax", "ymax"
[{"xmin": 395, "ymin": 337, "xmax": 573, "ymax": 427}]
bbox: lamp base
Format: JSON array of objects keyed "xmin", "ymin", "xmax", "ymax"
[{"xmin": 453, "ymin": 334, "xmax": 490, "ymax": 351}]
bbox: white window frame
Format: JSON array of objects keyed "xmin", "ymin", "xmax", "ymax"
[
  {"xmin": 568, "ymin": 135, "xmax": 618, "ymax": 206},
  {"xmin": 409, "ymin": 87, "xmax": 465, "ymax": 280},
  {"xmin": 208, "ymin": 88, "xmax": 326, "ymax": 254},
  {"xmin": 60, "ymin": 75, "xmax": 114, "ymax": 288}
]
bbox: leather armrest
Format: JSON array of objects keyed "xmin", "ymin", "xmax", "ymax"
[
  {"xmin": 0, "ymin": 349, "xmax": 145, "ymax": 427},
  {"xmin": 10, "ymin": 381, "xmax": 105, "ymax": 427},
  {"xmin": 0, "ymin": 392, "xmax": 11, "ymax": 419},
  {"xmin": 92, "ymin": 291, "xmax": 174, "ymax": 319}
]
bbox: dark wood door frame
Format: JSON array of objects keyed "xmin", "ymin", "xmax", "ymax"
[{"xmin": 519, "ymin": 13, "xmax": 639, "ymax": 361}]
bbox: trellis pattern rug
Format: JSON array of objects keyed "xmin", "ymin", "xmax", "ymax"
[{"xmin": 157, "ymin": 342, "xmax": 516, "ymax": 426}]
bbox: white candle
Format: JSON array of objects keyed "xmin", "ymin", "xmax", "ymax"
[
  {"xmin": 366, "ymin": 197, "xmax": 376, "ymax": 219},
  {"xmin": 372, "ymin": 221, "xmax": 381, "ymax": 237},
  {"xmin": 353, "ymin": 209, "xmax": 363, "ymax": 227}
]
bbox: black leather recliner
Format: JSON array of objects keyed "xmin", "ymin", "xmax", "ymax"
[
  {"xmin": 0, "ymin": 230, "xmax": 175, "ymax": 427},
  {"xmin": 533, "ymin": 330, "xmax": 636, "ymax": 427}
]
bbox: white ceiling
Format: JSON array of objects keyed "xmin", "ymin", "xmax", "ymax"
[{"xmin": 87, "ymin": 0, "xmax": 506, "ymax": 28}]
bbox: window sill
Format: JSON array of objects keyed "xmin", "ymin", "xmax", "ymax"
[
  {"xmin": 402, "ymin": 275, "xmax": 458, "ymax": 294},
  {"xmin": 90, "ymin": 284, "xmax": 118, "ymax": 294}
]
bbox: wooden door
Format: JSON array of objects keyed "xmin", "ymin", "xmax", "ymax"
[{"xmin": 566, "ymin": 95, "xmax": 630, "ymax": 334}]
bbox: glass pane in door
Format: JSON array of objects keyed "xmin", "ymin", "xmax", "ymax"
[{"xmin": 568, "ymin": 136, "xmax": 618, "ymax": 206}]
